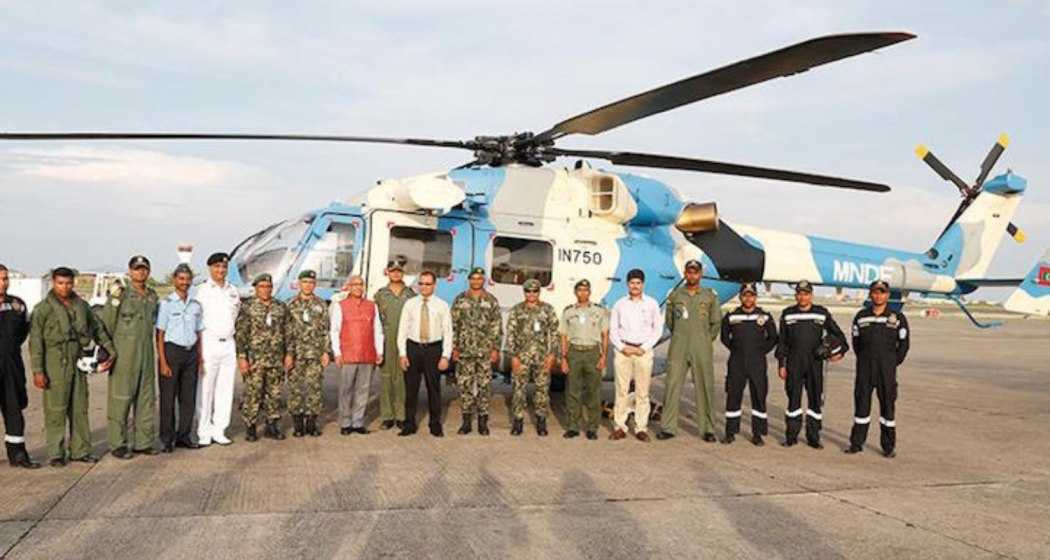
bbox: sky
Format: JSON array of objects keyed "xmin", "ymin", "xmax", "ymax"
[{"xmin": 1, "ymin": 1, "xmax": 1048, "ymax": 300}]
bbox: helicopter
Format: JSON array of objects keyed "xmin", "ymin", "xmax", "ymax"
[{"xmin": 3, "ymin": 31, "xmax": 1048, "ymax": 330}]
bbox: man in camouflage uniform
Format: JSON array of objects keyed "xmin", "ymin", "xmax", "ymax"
[
  {"xmin": 286, "ymin": 270, "xmax": 331, "ymax": 438},
  {"xmin": 101, "ymin": 255, "xmax": 160, "ymax": 458},
  {"xmin": 235, "ymin": 273, "xmax": 290, "ymax": 442},
  {"xmin": 450, "ymin": 267, "xmax": 502, "ymax": 436},
  {"xmin": 30, "ymin": 267, "xmax": 115, "ymax": 467},
  {"xmin": 374, "ymin": 259, "xmax": 415, "ymax": 430},
  {"xmin": 505, "ymin": 278, "xmax": 559, "ymax": 436},
  {"xmin": 559, "ymin": 279, "xmax": 609, "ymax": 441}
]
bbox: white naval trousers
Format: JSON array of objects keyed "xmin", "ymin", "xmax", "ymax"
[{"xmin": 197, "ymin": 335, "xmax": 237, "ymax": 441}]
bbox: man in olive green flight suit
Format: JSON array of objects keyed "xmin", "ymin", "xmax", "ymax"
[
  {"xmin": 658, "ymin": 259, "xmax": 722, "ymax": 442},
  {"xmin": 374, "ymin": 259, "xmax": 415, "ymax": 430},
  {"xmin": 101, "ymin": 255, "xmax": 160, "ymax": 458},
  {"xmin": 29, "ymin": 267, "xmax": 116, "ymax": 467},
  {"xmin": 559, "ymin": 279, "xmax": 609, "ymax": 441}
]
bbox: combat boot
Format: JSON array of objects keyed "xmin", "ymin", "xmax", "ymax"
[
  {"xmin": 457, "ymin": 413, "xmax": 473, "ymax": 435},
  {"xmin": 477, "ymin": 415, "xmax": 490, "ymax": 436},
  {"xmin": 5, "ymin": 443, "xmax": 41, "ymax": 469},
  {"xmin": 267, "ymin": 420, "xmax": 286, "ymax": 440},
  {"xmin": 245, "ymin": 424, "xmax": 259, "ymax": 442},
  {"xmin": 536, "ymin": 416, "xmax": 548, "ymax": 436},
  {"xmin": 510, "ymin": 418, "xmax": 523, "ymax": 436},
  {"xmin": 307, "ymin": 416, "xmax": 322, "ymax": 437},
  {"xmin": 292, "ymin": 415, "xmax": 305, "ymax": 438}
]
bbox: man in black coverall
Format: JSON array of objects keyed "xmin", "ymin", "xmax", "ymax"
[
  {"xmin": 776, "ymin": 280, "xmax": 848, "ymax": 449},
  {"xmin": 720, "ymin": 283, "xmax": 778, "ymax": 446},
  {"xmin": 0, "ymin": 264, "xmax": 40, "ymax": 468},
  {"xmin": 846, "ymin": 280, "xmax": 910, "ymax": 458}
]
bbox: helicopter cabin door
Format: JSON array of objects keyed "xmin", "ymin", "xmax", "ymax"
[
  {"xmin": 285, "ymin": 212, "xmax": 365, "ymax": 301},
  {"xmin": 365, "ymin": 210, "xmax": 475, "ymax": 301}
]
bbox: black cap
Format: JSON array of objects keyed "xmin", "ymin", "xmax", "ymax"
[
  {"xmin": 386, "ymin": 259, "xmax": 404, "ymax": 271},
  {"xmin": 869, "ymin": 279, "xmax": 890, "ymax": 292},
  {"xmin": 575, "ymin": 279, "xmax": 591, "ymax": 290},
  {"xmin": 795, "ymin": 280, "xmax": 814, "ymax": 293},
  {"xmin": 739, "ymin": 282, "xmax": 758, "ymax": 295},
  {"xmin": 298, "ymin": 270, "xmax": 317, "ymax": 280},
  {"xmin": 128, "ymin": 255, "xmax": 150, "ymax": 270},
  {"xmin": 626, "ymin": 269, "xmax": 645, "ymax": 282},
  {"xmin": 207, "ymin": 252, "xmax": 230, "ymax": 266},
  {"xmin": 173, "ymin": 263, "xmax": 193, "ymax": 276},
  {"xmin": 684, "ymin": 259, "xmax": 702, "ymax": 271}
]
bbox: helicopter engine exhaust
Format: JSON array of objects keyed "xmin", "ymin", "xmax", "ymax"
[{"xmin": 674, "ymin": 202, "xmax": 719, "ymax": 234}]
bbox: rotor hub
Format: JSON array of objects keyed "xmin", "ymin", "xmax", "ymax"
[{"xmin": 471, "ymin": 132, "xmax": 555, "ymax": 167}]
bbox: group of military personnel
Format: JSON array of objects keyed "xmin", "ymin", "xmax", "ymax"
[{"xmin": 0, "ymin": 253, "xmax": 910, "ymax": 469}]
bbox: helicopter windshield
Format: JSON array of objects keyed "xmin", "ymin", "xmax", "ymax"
[{"xmin": 232, "ymin": 216, "xmax": 310, "ymax": 288}]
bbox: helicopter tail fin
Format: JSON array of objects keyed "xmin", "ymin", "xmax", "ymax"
[
  {"xmin": 929, "ymin": 172, "xmax": 1026, "ymax": 280},
  {"xmin": 1003, "ymin": 249, "xmax": 1050, "ymax": 316}
]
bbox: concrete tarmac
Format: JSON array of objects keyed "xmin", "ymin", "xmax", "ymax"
[{"xmin": 1, "ymin": 314, "xmax": 1048, "ymax": 559}]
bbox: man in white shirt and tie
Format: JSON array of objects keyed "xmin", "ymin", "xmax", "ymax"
[
  {"xmin": 396, "ymin": 270, "xmax": 453, "ymax": 437},
  {"xmin": 608, "ymin": 268, "xmax": 663, "ymax": 442},
  {"xmin": 193, "ymin": 252, "xmax": 241, "ymax": 447}
]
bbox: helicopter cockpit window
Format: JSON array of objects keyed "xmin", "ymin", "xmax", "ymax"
[
  {"xmin": 389, "ymin": 226, "xmax": 453, "ymax": 278},
  {"xmin": 299, "ymin": 221, "xmax": 356, "ymax": 288},
  {"xmin": 234, "ymin": 219, "xmax": 309, "ymax": 288},
  {"xmin": 491, "ymin": 237, "xmax": 553, "ymax": 287}
]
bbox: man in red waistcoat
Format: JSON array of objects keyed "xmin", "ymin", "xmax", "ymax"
[{"xmin": 329, "ymin": 275, "xmax": 384, "ymax": 435}]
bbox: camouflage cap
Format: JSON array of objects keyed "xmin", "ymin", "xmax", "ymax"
[
  {"xmin": 252, "ymin": 273, "xmax": 273, "ymax": 286},
  {"xmin": 523, "ymin": 278, "xmax": 542, "ymax": 292},
  {"xmin": 739, "ymin": 282, "xmax": 758, "ymax": 295},
  {"xmin": 298, "ymin": 269, "xmax": 317, "ymax": 280},
  {"xmin": 869, "ymin": 279, "xmax": 890, "ymax": 292},
  {"xmin": 468, "ymin": 266, "xmax": 486, "ymax": 278},
  {"xmin": 128, "ymin": 255, "xmax": 151, "ymax": 269},
  {"xmin": 795, "ymin": 280, "xmax": 814, "ymax": 293},
  {"xmin": 684, "ymin": 259, "xmax": 702, "ymax": 271},
  {"xmin": 574, "ymin": 279, "xmax": 591, "ymax": 290}
]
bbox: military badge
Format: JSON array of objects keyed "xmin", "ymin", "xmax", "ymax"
[{"xmin": 756, "ymin": 314, "xmax": 767, "ymax": 327}]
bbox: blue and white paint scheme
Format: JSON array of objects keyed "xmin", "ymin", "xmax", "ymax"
[
  {"xmin": 1004, "ymin": 250, "xmax": 1050, "ymax": 316},
  {"xmin": 224, "ymin": 163, "xmax": 1045, "ymax": 325}
]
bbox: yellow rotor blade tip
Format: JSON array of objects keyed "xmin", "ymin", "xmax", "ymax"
[
  {"xmin": 998, "ymin": 133, "xmax": 1010, "ymax": 148},
  {"xmin": 1014, "ymin": 229, "xmax": 1026, "ymax": 243},
  {"xmin": 914, "ymin": 144, "xmax": 929, "ymax": 159}
]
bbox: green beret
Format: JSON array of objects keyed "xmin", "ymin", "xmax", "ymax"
[
  {"xmin": 298, "ymin": 270, "xmax": 317, "ymax": 280},
  {"xmin": 468, "ymin": 267, "xmax": 486, "ymax": 278},
  {"xmin": 523, "ymin": 278, "xmax": 541, "ymax": 292},
  {"xmin": 252, "ymin": 273, "xmax": 273, "ymax": 286}
]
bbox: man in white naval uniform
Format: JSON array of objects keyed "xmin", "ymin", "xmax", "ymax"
[{"xmin": 194, "ymin": 252, "xmax": 241, "ymax": 446}]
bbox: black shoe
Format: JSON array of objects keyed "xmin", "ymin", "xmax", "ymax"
[
  {"xmin": 111, "ymin": 447, "xmax": 133, "ymax": 460},
  {"xmin": 73, "ymin": 454, "xmax": 99, "ymax": 463},
  {"xmin": 722, "ymin": 434, "xmax": 735, "ymax": 445},
  {"xmin": 430, "ymin": 425, "xmax": 444, "ymax": 438},
  {"xmin": 340, "ymin": 427, "xmax": 353, "ymax": 436},
  {"xmin": 245, "ymin": 425, "xmax": 259, "ymax": 442},
  {"xmin": 398, "ymin": 424, "xmax": 417, "ymax": 437},
  {"xmin": 306, "ymin": 416, "xmax": 322, "ymax": 437},
  {"xmin": 781, "ymin": 439, "xmax": 798, "ymax": 447},
  {"xmin": 458, "ymin": 413, "xmax": 473, "ymax": 435},
  {"xmin": 585, "ymin": 431, "xmax": 598, "ymax": 440},
  {"xmin": 395, "ymin": 420, "xmax": 404, "ymax": 430},
  {"xmin": 6, "ymin": 443, "xmax": 41, "ymax": 469},
  {"xmin": 563, "ymin": 430, "xmax": 580, "ymax": 439},
  {"xmin": 510, "ymin": 418, "xmax": 523, "ymax": 436},
  {"xmin": 536, "ymin": 416, "xmax": 548, "ymax": 437},
  {"xmin": 175, "ymin": 439, "xmax": 200, "ymax": 450},
  {"xmin": 751, "ymin": 434, "xmax": 764, "ymax": 447},
  {"xmin": 352, "ymin": 427, "xmax": 369, "ymax": 435},
  {"xmin": 702, "ymin": 433, "xmax": 717, "ymax": 443},
  {"xmin": 134, "ymin": 447, "xmax": 159, "ymax": 456},
  {"xmin": 49, "ymin": 457, "xmax": 68, "ymax": 468},
  {"xmin": 844, "ymin": 445, "xmax": 863, "ymax": 454},
  {"xmin": 655, "ymin": 431, "xmax": 676, "ymax": 441},
  {"xmin": 478, "ymin": 415, "xmax": 490, "ymax": 436},
  {"xmin": 380, "ymin": 420, "xmax": 396, "ymax": 430},
  {"xmin": 883, "ymin": 449, "xmax": 896, "ymax": 459},
  {"xmin": 161, "ymin": 443, "xmax": 174, "ymax": 453},
  {"xmin": 293, "ymin": 415, "xmax": 305, "ymax": 437},
  {"xmin": 265, "ymin": 421, "xmax": 286, "ymax": 440},
  {"xmin": 807, "ymin": 440, "xmax": 824, "ymax": 450}
]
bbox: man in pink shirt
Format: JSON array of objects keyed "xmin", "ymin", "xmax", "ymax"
[{"xmin": 608, "ymin": 269, "xmax": 663, "ymax": 441}]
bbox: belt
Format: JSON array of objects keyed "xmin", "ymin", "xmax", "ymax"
[
  {"xmin": 622, "ymin": 341, "xmax": 643, "ymax": 347},
  {"xmin": 409, "ymin": 339, "xmax": 443, "ymax": 347},
  {"xmin": 164, "ymin": 341, "xmax": 197, "ymax": 351},
  {"xmin": 569, "ymin": 344, "xmax": 599, "ymax": 351}
]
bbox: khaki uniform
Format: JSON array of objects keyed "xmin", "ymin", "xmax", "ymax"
[{"xmin": 560, "ymin": 303, "xmax": 608, "ymax": 432}]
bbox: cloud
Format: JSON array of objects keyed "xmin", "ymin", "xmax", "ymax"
[{"xmin": 2, "ymin": 146, "xmax": 267, "ymax": 187}]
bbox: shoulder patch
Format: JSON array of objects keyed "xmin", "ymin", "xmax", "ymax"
[{"xmin": 108, "ymin": 284, "xmax": 124, "ymax": 298}]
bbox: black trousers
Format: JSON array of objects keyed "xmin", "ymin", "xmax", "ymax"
[
  {"xmin": 850, "ymin": 355, "xmax": 898, "ymax": 452},
  {"xmin": 0, "ymin": 353, "xmax": 28, "ymax": 441},
  {"xmin": 405, "ymin": 340, "xmax": 443, "ymax": 430},
  {"xmin": 725, "ymin": 361, "xmax": 768, "ymax": 437},
  {"xmin": 159, "ymin": 342, "xmax": 199, "ymax": 445},
  {"xmin": 784, "ymin": 357, "xmax": 824, "ymax": 444}
]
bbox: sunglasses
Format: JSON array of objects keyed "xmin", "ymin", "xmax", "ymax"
[{"xmin": 525, "ymin": 289, "xmax": 540, "ymax": 294}]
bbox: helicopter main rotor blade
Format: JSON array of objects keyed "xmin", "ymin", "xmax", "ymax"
[
  {"xmin": 554, "ymin": 148, "xmax": 891, "ymax": 192},
  {"xmin": 974, "ymin": 133, "xmax": 1009, "ymax": 188},
  {"xmin": 534, "ymin": 32, "xmax": 916, "ymax": 142},
  {"xmin": 0, "ymin": 131, "xmax": 472, "ymax": 150}
]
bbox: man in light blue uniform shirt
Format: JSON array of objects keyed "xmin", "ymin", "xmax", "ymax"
[{"xmin": 155, "ymin": 264, "xmax": 204, "ymax": 453}]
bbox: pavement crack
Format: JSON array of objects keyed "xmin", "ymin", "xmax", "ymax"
[{"xmin": 1, "ymin": 460, "xmax": 101, "ymax": 559}]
